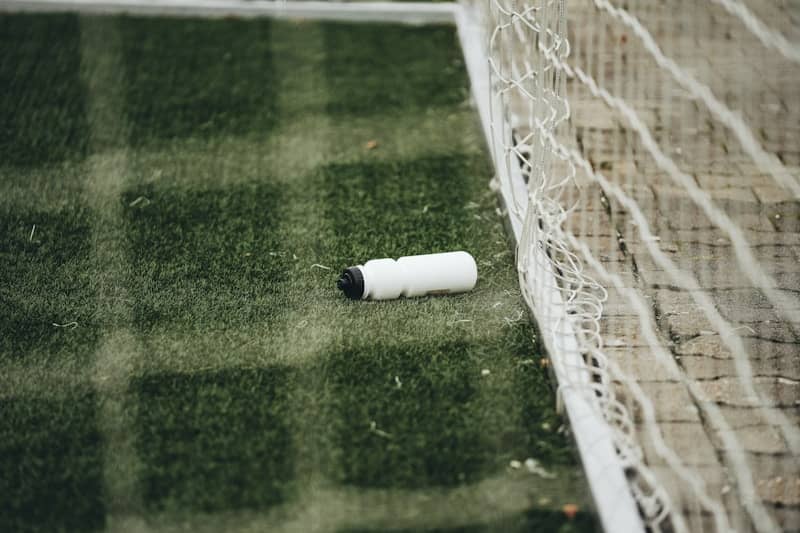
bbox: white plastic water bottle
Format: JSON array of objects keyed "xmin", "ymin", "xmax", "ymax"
[{"xmin": 336, "ymin": 251, "xmax": 478, "ymax": 300}]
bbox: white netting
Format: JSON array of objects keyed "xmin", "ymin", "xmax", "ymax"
[{"xmin": 477, "ymin": 0, "xmax": 800, "ymax": 531}]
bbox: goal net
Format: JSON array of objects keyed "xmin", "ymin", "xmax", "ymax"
[{"xmin": 476, "ymin": 0, "xmax": 800, "ymax": 531}]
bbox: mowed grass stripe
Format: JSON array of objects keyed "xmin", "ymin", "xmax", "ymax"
[
  {"xmin": 0, "ymin": 13, "xmax": 106, "ymax": 533},
  {"xmin": 116, "ymin": 15, "xmax": 294, "ymax": 517},
  {"xmin": 0, "ymin": 15, "xmax": 99, "ymax": 379},
  {"xmin": 79, "ymin": 15, "xmax": 148, "ymax": 528},
  {"xmin": 126, "ymin": 20, "xmax": 327, "ymax": 515},
  {"xmin": 266, "ymin": 21, "xmax": 338, "ymax": 495}
]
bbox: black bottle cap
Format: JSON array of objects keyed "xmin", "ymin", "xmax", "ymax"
[{"xmin": 337, "ymin": 266, "xmax": 364, "ymax": 300}]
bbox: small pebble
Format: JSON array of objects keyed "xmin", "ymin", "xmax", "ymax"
[{"xmin": 481, "ymin": 369, "xmax": 491, "ymax": 376}]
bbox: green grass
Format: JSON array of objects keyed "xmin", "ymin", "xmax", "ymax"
[
  {"xmin": 0, "ymin": 13, "xmax": 596, "ymax": 533},
  {"xmin": 0, "ymin": 386, "xmax": 105, "ymax": 532},
  {"xmin": 0, "ymin": 14, "xmax": 88, "ymax": 167},
  {"xmin": 119, "ymin": 17, "xmax": 278, "ymax": 146},
  {"xmin": 133, "ymin": 367, "xmax": 296, "ymax": 511},
  {"xmin": 121, "ymin": 181, "xmax": 289, "ymax": 331}
]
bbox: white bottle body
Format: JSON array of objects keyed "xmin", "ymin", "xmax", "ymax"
[{"xmin": 358, "ymin": 251, "xmax": 477, "ymax": 300}]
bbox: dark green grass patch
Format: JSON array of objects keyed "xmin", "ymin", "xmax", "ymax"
[
  {"xmin": 324, "ymin": 23, "xmax": 469, "ymax": 116},
  {"xmin": 120, "ymin": 16, "xmax": 277, "ymax": 146},
  {"xmin": 320, "ymin": 331, "xmax": 574, "ymax": 491},
  {"xmin": 507, "ymin": 332, "xmax": 577, "ymax": 466},
  {"xmin": 0, "ymin": 387, "xmax": 105, "ymax": 532},
  {"xmin": 323, "ymin": 341, "xmax": 487, "ymax": 488},
  {"xmin": 132, "ymin": 366, "xmax": 295, "ymax": 512},
  {"xmin": 0, "ymin": 206, "xmax": 99, "ymax": 362},
  {"xmin": 317, "ymin": 154, "xmax": 490, "ymax": 262},
  {"xmin": 0, "ymin": 14, "xmax": 88, "ymax": 168},
  {"xmin": 121, "ymin": 180, "xmax": 289, "ymax": 332}
]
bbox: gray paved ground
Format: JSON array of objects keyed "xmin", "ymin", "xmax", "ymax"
[{"xmin": 557, "ymin": 1, "xmax": 800, "ymax": 531}]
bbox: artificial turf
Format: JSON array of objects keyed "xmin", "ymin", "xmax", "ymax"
[{"xmin": 0, "ymin": 12, "xmax": 597, "ymax": 532}]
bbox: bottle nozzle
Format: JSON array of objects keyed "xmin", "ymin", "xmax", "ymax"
[{"xmin": 336, "ymin": 267, "xmax": 364, "ymax": 300}]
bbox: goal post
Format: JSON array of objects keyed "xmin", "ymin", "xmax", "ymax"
[{"xmin": 471, "ymin": 1, "xmax": 800, "ymax": 532}]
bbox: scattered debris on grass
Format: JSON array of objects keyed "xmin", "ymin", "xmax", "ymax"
[
  {"xmin": 504, "ymin": 310, "xmax": 524, "ymax": 327},
  {"xmin": 509, "ymin": 459, "xmax": 522, "ymax": 469},
  {"xmin": 311, "ymin": 263, "xmax": 332, "ymax": 271},
  {"xmin": 369, "ymin": 421, "xmax": 392, "ymax": 439},
  {"xmin": 540, "ymin": 358, "xmax": 550, "ymax": 368},
  {"xmin": 128, "ymin": 196, "xmax": 150, "ymax": 207},
  {"xmin": 394, "ymin": 376, "xmax": 402, "ymax": 389},
  {"xmin": 365, "ymin": 139, "xmax": 378, "ymax": 150},
  {"xmin": 422, "ymin": 204, "xmax": 429, "ymax": 214},
  {"xmin": 295, "ymin": 319, "xmax": 308, "ymax": 329},
  {"xmin": 481, "ymin": 368, "xmax": 491, "ymax": 376},
  {"xmin": 29, "ymin": 224, "xmax": 36, "ymax": 241},
  {"xmin": 524, "ymin": 457, "xmax": 555, "ymax": 478},
  {"xmin": 563, "ymin": 503, "xmax": 579, "ymax": 520},
  {"xmin": 52, "ymin": 321, "xmax": 78, "ymax": 329}
]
